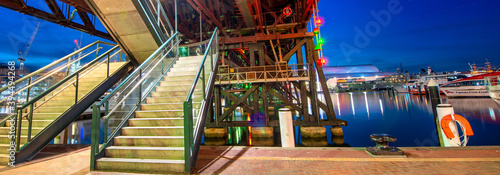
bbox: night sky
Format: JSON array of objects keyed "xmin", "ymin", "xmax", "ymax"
[{"xmin": 0, "ymin": 0, "xmax": 499, "ymax": 73}]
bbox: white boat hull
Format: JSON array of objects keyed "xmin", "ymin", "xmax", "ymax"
[
  {"xmin": 394, "ymin": 86, "xmax": 409, "ymax": 93},
  {"xmin": 441, "ymin": 86, "xmax": 489, "ymax": 97},
  {"xmin": 487, "ymin": 85, "xmax": 500, "ymax": 100}
]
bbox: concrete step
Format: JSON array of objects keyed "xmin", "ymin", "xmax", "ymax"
[
  {"xmin": 155, "ymin": 85, "xmax": 200, "ymax": 92},
  {"xmin": 0, "ymin": 135, "xmax": 27, "ymax": 144},
  {"xmin": 53, "ymin": 90, "xmax": 89, "ymax": 97},
  {"xmin": 145, "ymin": 96, "xmax": 203, "ymax": 104},
  {"xmin": 35, "ymin": 100, "xmax": 74, "ymax": 107},
  {"xmin": 0, "ymin": 144, "xmax": 12, "ymax": 154},
  {"xmin": 34, "ymin": 107, "xmax": 69, "ymax": 113},
  {"xmin": 169, "ymin": 66, "xmax": 200, "ymax": 72},
  {"xmin": 128, "ymin": 118, "xmax": 184, "ymax": 127},
  {"xmin": 45, "ymin": 94, "xmax": 86, "ymax": 101},
  {"xmin": 172, "ymin": 60, "xmax": 209, "ymax": 68},
  {"xmin": 95, "ymin": 158, "xmax": 184, "ymax": 174},
  {"xmin": 150, "ymin": 90, "xmax": 203, "ymax": 97},
  {"xmin": 6, "ymin": 120, "xmax": 53, "ymax": 128},
  {"xmin": 140, "ymin": 103, "xmax": 200, "ymax": 110},
  {"xmin": 28, "ymin": 113, "xmax": 62, "ymax": 120},
  {"xmin": 113, "ymin": 136, "xmax": 183, "ymax": 147},
  {"xmin": 166, "ymin": 71, "xmax": 197, "ymax": 77},
  {"xmin": 178, "ymin": 55, "xmax": 203, "ymax": 61},
  {"xmin": 121, "ymin": 126, "xmax": 183, "ymax": 136},
  {"xmin": 105, "ymin": 146, "xmax": 184, "ymax": 159},
  {"xmin": 0, "ymin": 127, "xmax": 44, "ymax": 136},
  {"xmin": 0, "ymin": 154, "xmax": 9, "ymax": 165},
  {"xmin": 159, "ymin": 80, "xmax": 193, "ymax": 86},
  {"xmin": 163, "ymin": 75, "xmax": 196, "ymax": 81},
  {"xmin": 134, "ymin": 110, "xmax": 183, "ymax": 118}
]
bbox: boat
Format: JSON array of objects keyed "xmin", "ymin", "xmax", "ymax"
[
  {"xmin": 409, "ymin": 88, "xmax": 426, "ymax": 95},
  {"xmin": 440, "ymin": 72, "xmax": 500, "ymax": 98},
  {"xmin": 394, "ymin": 86, "xmax": 409, "ymax": 93},
  {"xmin": 485, "ymin": 76, "xmax": 500, "ymax": 101},
  {"xmin": 407, "ymin": 72, "xmax": 467, "ymax": 95}
]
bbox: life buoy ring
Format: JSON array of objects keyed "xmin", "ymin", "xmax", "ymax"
[{"xmin": 440, "ymin": 114, "xmax": 474, "ymax": 139}]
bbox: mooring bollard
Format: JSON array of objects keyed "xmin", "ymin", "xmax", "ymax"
[
  {"xmin": 418, "ymin": 83, "xmax": 423, "ymax": 98},
  {"xmin": 279, "ymin": 108, "xmax": 295, "ymax": 147},
  {"xmin": 436, "ymin": 104, "xmax": 460, "ymax": 147},
  {"xmin": 429, "ymin": 79, "xmax": 441, "ymax": 107},
  {"xmin": 366, "ymin": 134, "xmax": 404, "ymax": 155}
]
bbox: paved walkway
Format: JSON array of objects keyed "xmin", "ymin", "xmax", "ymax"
[{"xmin": 0, "ymin": 145, "xmax": 499, "ymax": 175}]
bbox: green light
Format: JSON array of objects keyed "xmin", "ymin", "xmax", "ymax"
[
  {"xmin": 318, "ymin": 38, "xmax": 324, "ymax": 45},
  {"xmin": 244, "ymin": 84, "xmax": 249, "ymax": 89}
]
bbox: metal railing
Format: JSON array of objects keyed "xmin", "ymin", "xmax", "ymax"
[
  {"xmin": 0, "ymin": 41, "xmax": 116, "ymax": 106},
  {"xmin": 137, "ymin": 0, "xmax": 174, "ymax": 43},
  {"xmin": 8, "ymin": 44, "xmax": 128, "ymax": 152},
  {"xmin": 216, "ymin": 63, "xmax": 309, "ymax": 84},
  {"xmin": 90, "ymin": 32, "xmax": 180, "ymax": 170},
  {"xmin": 183, "ymin": 28, "xmax": 219, "ymax": 172}
]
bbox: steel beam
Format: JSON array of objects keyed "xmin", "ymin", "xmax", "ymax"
[
  {"xmin": 0, "ymin": 0, "xmax": 111, "ymax": 40},
  {"xmin": 235, "ymin": 0, "xmax": 254, "ymax": 28},
  {"xmin": 186, "ymin": 0, "xmax": 228, "ymax": 36},
  {"xmin": 222, "ymin": 32, "xmax": 314, "ymax": 44}
]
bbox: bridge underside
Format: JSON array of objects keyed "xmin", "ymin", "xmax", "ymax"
[{"xmin": 1, "ymin": 0, "xmax": 345, "ymax": 127}]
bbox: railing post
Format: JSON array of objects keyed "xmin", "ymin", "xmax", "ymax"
[
  {"xmin": 26, "ymin": 77, "xmax": 32, "ymax": 103},
  {"xmin": 105, "ymin": 101, "xmax": 109, "ymax": 115},
  {"xmin": 202, "ymin": 66, "xmax": 206, "ymax": 99},
  {"xmin": 183, "ymin": 101, "xmax": 192, "ymax": 173},
  {"xmin": 138, "ymin": 69, "xmax": 142, "ymax": 105},
  {"xmin": 175, "ymin": 0, "xmax": 177, "ymax": 32},
  {"xmin": 75, "ymin": 74, "xmax": 79, "ymax": 104},
  {"xmin": 66, "ymin": 57, "xmax": 71, "ymax": 76},
  {"xmin": 157, "ymin": 1, "xmax": 161, "ymax": 27},
  {"xmin": 103, "ymin": 118, "xmax": 108, "ymax": 143},
  {"xmin": 90, "ymin": 104, "xmax": 98, "ymax": 170},
  {"xmin": 96, "ymin": 43, "xmax": 100, "ymax": 58},
  {"xmin": 27, "ymin": 104, "xmax": 33, "ymax": 142},
  {"xmin": 16, "ymin": 107, "xmax": 23, "ymax": 151},
  {"xmin": 107, "ymin": 54, "xmax": 110, "ymax": 78}
]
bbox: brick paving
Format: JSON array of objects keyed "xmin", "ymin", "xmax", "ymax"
[
  {"xmin": 193, "ymin": 146, "xmax": 500, "ymax": 175},
  {"xmin": 0, "ymin": 145, "xmax": 499, "ymax": 175}
]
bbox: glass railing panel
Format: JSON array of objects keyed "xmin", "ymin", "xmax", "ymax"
[{"xmin": 0, "ymin": 41, "xmax": 116, "ymax": 110}]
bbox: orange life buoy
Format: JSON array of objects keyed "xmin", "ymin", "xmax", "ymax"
[{"xmin": 440, "ymin": 114, "xmax": 474, "ymax": 139}]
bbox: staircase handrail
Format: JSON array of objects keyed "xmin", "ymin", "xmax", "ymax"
[
  {"xmin": 90, "ymin": 32, "xmax": 180, "ymax": 170},
  {"xmin": 11, "ymin": 44, "xmax": 127, "ymax": 153},
  {"xmin": 183, "ymin": 27, "xmax": 219, "ymax": 172},
  {"xmin": 0, "ymin": 41, "xmax": 115, "ymax": 104}
]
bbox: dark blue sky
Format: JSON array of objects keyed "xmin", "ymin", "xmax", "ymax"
[
  {"xmin": 318, "ymin": 0, "xmax": 500, "ymax": 72},
  {"xmin": 1, "ymin": 0, "xmax": 499, "ymax": 72}
]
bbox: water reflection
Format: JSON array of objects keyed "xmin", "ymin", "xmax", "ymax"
[
  {"xmin": 202, "ymin": 91, "xmax": 500, "ymax": 147},
  {"xmin": 329, "ymin": 92, "xmax": 500, "ymax": 147}
]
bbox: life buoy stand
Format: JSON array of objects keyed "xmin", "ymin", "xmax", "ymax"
[{"xmin": 440, "ymin": 114, "xmax": 474, "ymax": 139}]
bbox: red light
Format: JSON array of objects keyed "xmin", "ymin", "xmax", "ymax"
[
  {"xmin": 313, "ymin": 28, "xmax": 320, "ymax": 34},
  {"xmin": 316, "ymin": 19, "xmax": 322, "ymax": 26},
  {"xmin": 317, "ymin": 58, "xmax": 326, "ymax": 67},
  {"xmin": 74, "ymin": 39, "xmax": 78, "ymax": 44}
]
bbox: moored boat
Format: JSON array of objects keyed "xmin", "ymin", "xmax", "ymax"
[
  {"xmin": 440, "ymin": 72, "xmax": 500, "ymax": 98},
  {"xmin": 485, "ymin": 76, "xmax": 500, "ymax": 101}
]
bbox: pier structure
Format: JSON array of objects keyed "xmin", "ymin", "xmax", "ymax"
[{"xmin": 0, "ymin": 0, "xmax": 346, "ymax": 173}]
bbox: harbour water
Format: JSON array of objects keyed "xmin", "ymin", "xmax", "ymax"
[
  {"xmin": 204, "ymin": 91, "xmax": 500, "ymax": 147},
  {"xmin": 3, "ymin": 92, "xmax": 499, "ymax": 147},
  {"xmin": 315, "ymin": 92, "xmax": 500, "ymax": 147}
]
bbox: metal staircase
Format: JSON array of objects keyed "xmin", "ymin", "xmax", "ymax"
[
  {"xmin": 90, "ymin": 28, "xmax": 219, "ymax": 173},
  {"xmin": 0, "ymin": 41, "xmax": 133, "ymax": 165}
]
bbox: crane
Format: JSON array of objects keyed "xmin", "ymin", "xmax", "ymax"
[{"xmin": 18, "ymin": 21, "xmax": 41, "ymax": 74}]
